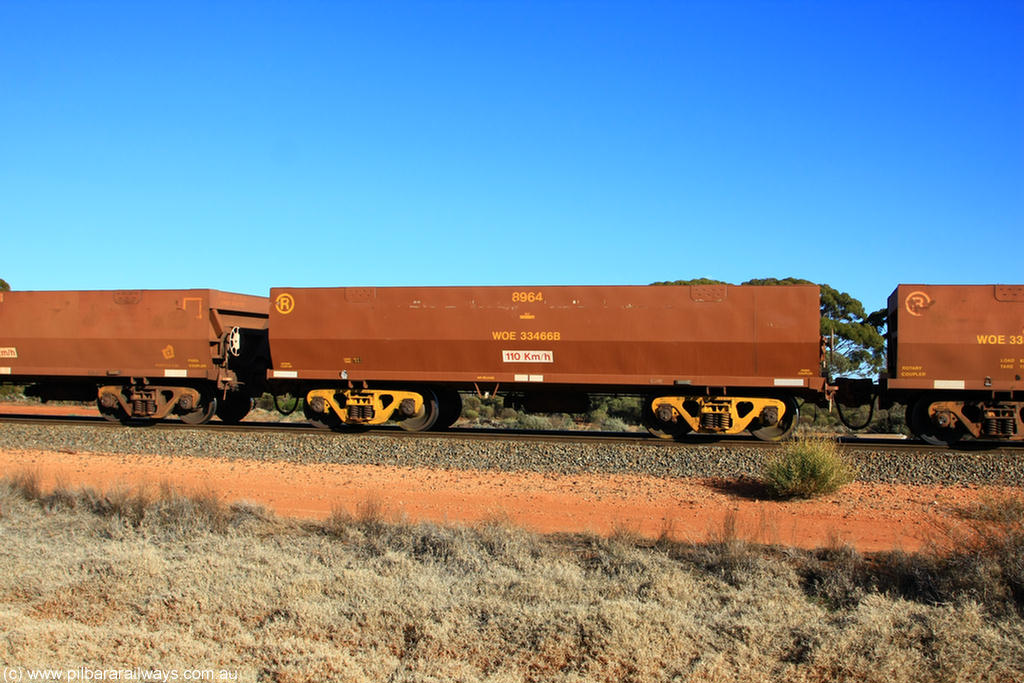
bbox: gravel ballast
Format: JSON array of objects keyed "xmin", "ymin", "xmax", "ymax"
[{"xmin": 1, "ymin": 421, "xmax": 1023, "ymax": 487}]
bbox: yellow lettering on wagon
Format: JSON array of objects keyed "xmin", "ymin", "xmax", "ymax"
[
  {"xmin": 976, "ymin": 333, "xmax": 1024, "ymax": 344},
  {"xmin": 493, "ymin": 330, "xmax": 562, "ymax": 341},
  {"xmin": 520, "ymin": 330, "xmax": 561, "ymax": 341},
  {"xmin": 900, "ymin": 365, "xmax": 926, "ymax": 377},
  {"xmin": 182, "ymin": 296, "xmax": 203, "ymax": 319}
]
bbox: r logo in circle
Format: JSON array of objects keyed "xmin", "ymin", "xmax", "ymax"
[
  {"xmin": 275, "ymin": 293, "xmax": 296, "ymax": 315},
  {"xmin": 904, "ymin": 291, "xmax": 934, "ymax": 317}
]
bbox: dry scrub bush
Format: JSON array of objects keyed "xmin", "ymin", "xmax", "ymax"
[
  {"xmin": 7, "ymin": 468, "xmax": 43, "ymax": 500},
  {"xmin": 913, "ymin": 511, "xmax": 1024, "ymax": 617},
  {"xmin": 791, "ymin": 506, "xmax": 1024, "ymax": 618},
  {"xmin": 0, "ymin": 470, "xmax": 238, "ymax": 535},
  {"xmin": 797, "ymin": 542, "xmax": 872, "ymax": 611},
  {"xmin": 761, "ymin": 436, "xmax": 855, "ymax": 499},
  {"xmin": 958, "ymin": 492, "xmax": 1024, "ymax": 524}
]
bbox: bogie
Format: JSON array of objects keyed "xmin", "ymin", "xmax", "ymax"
[
  {"xmin": 644, "ymin": 394, "xmax": 798, "ymax": 441},
  {"xmin": 300, "ymin": 387, "xmax": 439, "ymax": 431},
  {"xmin": 908, "ymin": 394, "xmax": 1023, "ymax": 445}
]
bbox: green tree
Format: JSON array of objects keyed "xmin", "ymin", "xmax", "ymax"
[
  {"xmin": 653, "ymin": 277, "xmax": 886, "ymax": 378},
  {"xmin": 0, "ymin": 278, "xmax": 9, "ymax": 291},
  {"xmin": 650, "ymin": 277, "xmax": 729, "ymax": 286},
  {"xmin": 817, "ymin": 284, "xmax": 886, "ymax": 378}
]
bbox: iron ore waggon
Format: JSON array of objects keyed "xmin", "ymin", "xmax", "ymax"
[
  {"xmin": 266, "ymin": 283, "xmax": 826, "ymax": 440},
  {"xmin": 883, "ymin": 284, "xmax": 1024, "ymax": 444},
  {"xmin": 4, "ymin": 282, "xmax": 1021, "ymax": 446},
  {"xmin": 0, "ymin": 289, "xmax": 270, "ymax": 423}
]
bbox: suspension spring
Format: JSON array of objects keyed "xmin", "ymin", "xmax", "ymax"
[
  {"xmin": 347, "ymin": 404, "xmax": 375, "ymax": 421},
  {"xmin": 700, "ymin": 411, "xmax": 732, "ymax": 431},
  {"xmin": 133, "ymin": 399, "xmax": 157, "ymax": 416},
  {"xmin": 983, "ymin": 417, "xmax": 1015, "ymax": 436},
  {"xmin": 982, "ymin": 407, "xmax": 1017, "ymax": 436}
]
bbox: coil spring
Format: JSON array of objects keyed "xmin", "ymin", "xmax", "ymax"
[
  {"xmin": 700, "ymin": 411, "xmax": 732, "ymax": 431},
  {"xmin": 347, "ymin": 404, "xmax": 375, "ymax": 421},
  {"xmin": 133, "ymin": 399, "xmax": 157, "ymax": 416},
  {"xmin": 983, "ymin": 417, "xmax": 1015, "ymax": 436}
]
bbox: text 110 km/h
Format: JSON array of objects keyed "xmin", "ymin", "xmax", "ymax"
[{"xmin": 502, "ymin": 350, "xmax": 554, "ymax": 363}]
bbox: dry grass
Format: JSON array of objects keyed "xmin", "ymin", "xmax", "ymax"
[
  {"xmin": 7, "ymin": 467, "xmax": 43, "ymax": 500},
  {"xmin": 958, "ymin": 492, "xmax": 1024, "ymax": 524},
  {"xmin": 0, "ymin": 470, "xmax": 1022, "ymax": 682}
]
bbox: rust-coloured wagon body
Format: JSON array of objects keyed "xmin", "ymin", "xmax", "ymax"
[
  {"xmin": 0, "ymin": 289, "xmax": 269, "ymax": 423},
  {"xmin": 884, "ymin": 284, "xmax": 1024, "ymax": 442},
  {"xmin": 268, "ymin": 284, "xmax": 824, "ymax": 438}
]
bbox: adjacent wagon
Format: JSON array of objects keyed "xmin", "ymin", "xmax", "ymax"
[
  {"xmin": 0, "ymin": 289, "xmax": 269, "ymax": 423},
  {"xmin": 883, "ymin": 284, "xmax": 1024, "ymax": 443}
]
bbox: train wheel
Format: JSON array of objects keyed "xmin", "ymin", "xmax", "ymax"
[
  {"xmin": 303, "ymin": 400, "xmax": 341, "ymax": 430},
  {"xmin": 642, "ymin": 400, "xmax": 685, "ymax": 440},
  {"xmin": 750, "ymin": 396, "xmax": 799, "ymax": 442},
  {"xmin": 399, "ymin": 388, "xmax": 440, "ymax": 432},
  {"xmin": 909, "ymin": 397, "xmax": 964, "ymax": 447},
  {"xmin": 179, "ymin": 395, "xmax": 218, "ymax": 425},
  {"xmin": 216, "ymin": 393, "xmax": 254, "ymax": 424},
  {"xmin": 433, "ymin": 388, "xmax": 463, "ymax": 430},
  {"xmin": 96, "ymin": 390, "xmax": 133, "ymax": 424},
  {"xmin": 97, "ymin": 396, "xmax": 128, "ymax": 423}
]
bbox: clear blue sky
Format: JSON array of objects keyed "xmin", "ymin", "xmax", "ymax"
[{"xmin": 2, "ymin": 1, "xmax": 1021, "ymax": 314}]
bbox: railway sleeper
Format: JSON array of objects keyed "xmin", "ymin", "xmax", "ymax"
[{"xmin": 305, "ymin": 388, "xmax": 425, "ymax": 426}]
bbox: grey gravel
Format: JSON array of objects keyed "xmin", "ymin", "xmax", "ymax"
[{"xmin": 1, "ymin": 421, "xmax": 1023, "ymax": 487}]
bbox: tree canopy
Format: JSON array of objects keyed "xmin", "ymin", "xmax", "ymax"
[
  {"xmin": 0, "ymin": 278, "xmax": 8, "ymax": 291},
  {"xmin": 651, "ymin": 277, "xmax": 730, "ymax": 287},
  {"xmin": 652, "ymin": 277, "xmax": 886, "ymax": 378}
]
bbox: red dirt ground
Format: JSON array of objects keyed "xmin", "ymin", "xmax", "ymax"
[
  {"xmin": 0, "ymin": 402, "xmax": 1012, "ymax": 552},
  {"xmin": 0, "ymin": 402, "xmax": 102, "ymax": 417}
]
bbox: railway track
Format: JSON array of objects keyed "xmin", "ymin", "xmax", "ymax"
[
  {"xmin": 3, "ymin": 411, "xmax": 1024, "ymax": 488},
  {"xmin": 1, "ymin": 411, "xmax": 1019, "ymax": 454}
]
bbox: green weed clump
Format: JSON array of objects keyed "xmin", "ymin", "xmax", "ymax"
[{"xmin": 761, "ymin": 437, "xmax": 855, "ymax": 499}]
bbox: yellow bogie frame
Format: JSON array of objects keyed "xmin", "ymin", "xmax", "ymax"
[
  {"xmin": 305, "ymin": 388, "xmax": 425, "ymax": 425},
  {"xmin": 649, "ymin": 395, "xmax": 790, "ymax": 436}
]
